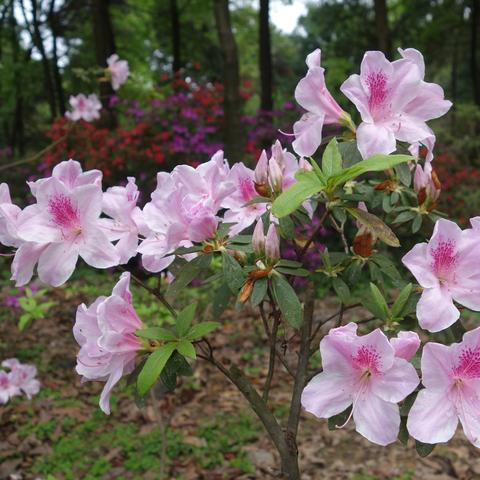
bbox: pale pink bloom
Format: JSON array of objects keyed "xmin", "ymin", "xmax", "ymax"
[
  {"xmin": 28, "ymin": 159, "xmax": 102, "ymax": 197},
  {"xmin": 222, "ymin": 163, "xmax": 267, "ymax": 236},
  {"xmin": 0, "ymin": 183, "xmax": 22, "ymax": 247},
  {"xmin": 341, "ymin": 48, "xmax": 452, "ymax": 159},
  {"xmin": 101, "ymin": 177, "xmax": 145, "ymax": 264},
  {"xmin": 0, "ymin": 370, "xmax": 20, "ymax": 404},
  {"xmin": 390, "ymin": 331, "xmax": 420, "ymax": 361},
  {"xmin": 293, "ymin": 49, "xmax": 346, "ymax": 157},
  {"xmin": 66, "ymin": 94, "xmax": 102, "ymax": 122},
  {"xmin": 73, "ymin": 272, "xmax": 142, "ymax": 414},
  {"xmin": 138, "ymin": 151, "xmax": 234, "ymax": 272},
  {"xmin": 14, "ymin": 175, "xmax": 119, "ymax": 287},
  {"xmin": 407, "ymin": 327, "xmax": 480, "ymax": 447},
  {"xmin": 301, "ymin": 323, "xmax": 419, "ymax": 446},
  {"xmin": 414, "ymin": 162, "xmax": 440, "ymax": 202},
  {"xmin": 470, "ymin": 217, "xmax": 480, "ymax": 230},
  {"xmin": 402, "ymin": 219, "xmax": 480, "ymax": 332},
  {"xmin": 408, "ymin": 133, "xmax": 436, "ymax": 164},
  {"xmin": 2, "ymin": 359, "xmax": 40, "ymax": 399},
  {"xmin": 107, "ymin": 54, "xmax": 129, "ymax": 91}
]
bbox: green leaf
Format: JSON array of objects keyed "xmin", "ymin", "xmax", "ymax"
[
  {"xmin": 328, "ymin": 154, "xmax": 412, "ymax": 190},
  {"xmin": 370, "ymin": 254, "xmax": 401, "ymax": 280},
  {"xmin": 186, "ymin": 321, "xmax": 221, "ymax": 340},
  {"xmin": 271, "ymin": 171, "xmax": 324, "ymax": 218},
  {"xmin": 332, "ymin": 277, "xmax": 351, "ymax": 304},
  {"xmin": 415, "ymin": 440, "xmax": 435, "ymax": 457},
  {"xmin": 212, "ymin": 283, "xmax": 232, "ymax": 318},
  {"xmin": 398, "ymin": 416, "xmax": 409, "ymax": 445},
  {"xmin": 393, "ymin": 210, "xmax": 417, "ymax": 224},
  {"xmin": 137, "ymin": 344, "xmax": 176, "ymax": 396},
  {"xmin": 167, "ymin": 254, "xmax": 212, "ymax": 297},
  {"xmin": 275, "ymin": 267, "xmax": 310, "ymax": 277},
  {"xmin": 322, "ymin": 138, "xmax": 343, "ymax": 177},
  {"xmin": 271, "ymin": 275, "xmax": 302, "ymax": 329},
  {"xmin": 176, "ymin": 304, "xmax": 196, "ymax": 337},
  {"xmin": 222, "ymin": 252, "xmax": 245, "ymax": 294},
  {"xmin": 250, "ymin": 277, "xmax": 268, "ymax": 306},
  {"xmin": 275, "ymin": 259, "xmax": 303, "ymax": 269},
  {"xmin": 136, "ymin": 327, "xmax": 177, "ymax": 341},
  {"xmin": 412, "ymin": 215, "xmax": 423, "ymax": 233},
  {"xmin": 175, "ymin": 340, "xmax": 196, "ymax": 359},
  {"xmin": 160, "ymin": 352, "xmax": 193, "ymax": 392},
  {"xmin": 395, "ymin": 162, "xmax": 411, "ymax": 187},
  {"xmin": 328, "ymin": 406, "xmax": 352, "ymax": 430},
  {"xmin": 18, "ymin": 314, "xmax": 32, "ymax": 331},
  {"xmin": 391, "ymin": 284, "xmax": 413, "ymax": 318},
  {"xmin": 337, "ymin": 141, "xmax": 362, "ymax": 167},
  {"xmin": 363, "ymin": 283, "xmax": 389, "ymax": 321},
  {"xmin": 346, "ymin": 207, "xmax": 400, "ymax": 247},
  {"xmin": 279, "ymin": 215, "xmax": 295, "ymax": 239}
]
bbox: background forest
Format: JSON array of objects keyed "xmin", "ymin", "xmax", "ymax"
[{"xmin": 1, "ymin": 1, "xmax": 480, "ymax": 479}]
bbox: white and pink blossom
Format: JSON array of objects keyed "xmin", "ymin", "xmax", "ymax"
[
  {"xmin": 407, "ymin": 327, "xmax": 480, "ymax": 447},
  {"xmin": 66, "ymin": 94, "xmax": 102, "ymax": 122},
  {"xmin": 402, "ymin": 219, "xmax": 480, "ymax": 332},
  {"xmin": 301, "ymin": 323, "xmax": 419, "ymax": 446},
  {"xmin": 107, "ymin": 54, "xmax": 129, "ymax": 91},
  {"xmin": 73, "ymin": 272, "xmax": 142, "ymax": 414}
]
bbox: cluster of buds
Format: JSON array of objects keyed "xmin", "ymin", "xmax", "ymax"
[{"xmin": 414, "ymin": 163, "xmax": 441, "ymax": 211}]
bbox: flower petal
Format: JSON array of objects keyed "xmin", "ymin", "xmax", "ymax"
[
  {"xmin": 417, "ymin": 286, "xmax": 459, "ymax": 333},
  {"xmin": 356, "ymin": 122, "xmax": 396, "ymax": 159}
]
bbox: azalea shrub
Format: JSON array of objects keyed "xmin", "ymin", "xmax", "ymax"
[{"xmin": 2, "ymin": 47, "xmax": 480, "ymax": 480}]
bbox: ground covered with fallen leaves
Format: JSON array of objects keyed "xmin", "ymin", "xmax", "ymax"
[{"xmin": 1, "ymin": 270, "xmax": 479, "ymax": 480}]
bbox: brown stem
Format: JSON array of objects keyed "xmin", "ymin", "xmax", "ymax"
[
  {"xmin": 263, "ymin": 312, "xmax": 280, "ymax": 403},
  {"xmin": 150, "ymin": 391, "xmax": 168, "ymax": 480},
  {"xmin": 329, "ymin": 216, "xmax": 349, "ymax": 254}
]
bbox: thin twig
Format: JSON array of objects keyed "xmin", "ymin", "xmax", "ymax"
[
  {"xmin": 263, "ymin": 313, "xmax": 280, "ymax": 403},
  {"xmin": 329, "ymin": 215, "xmax": 349, "ymax": 254},
  {"xmin": 150, "ymin": 391, "xmax": 168, "ymax": 480}
]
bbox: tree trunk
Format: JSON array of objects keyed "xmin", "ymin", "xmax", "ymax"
[
  {"xmin": 170, "ymin": 0, "xmax": 181, "ymax": 73},
  {"xmin": 374, "ymin": 0, "xmax": 392, "ymax": 58},
  {"xmin": 213, "ymin": 0, "xmax": 244, "ymax": 163},
  {"xmin": 21, "ymin": 0, "xmax": 57, "ymax": 120},
  {"xmin": 48, "ymin": 0, "xmax": 66, "ymax": 115},
  {"xmin": 91, "ymin": 0, "xmax": 117, "ymax": 127},
  {"xmin": 259, "ymin": 0, "xmax": 273, "ymax": 112},
  {"xmin": 471, "ymin": 0, "xmax": 480, "ymax": 106}
]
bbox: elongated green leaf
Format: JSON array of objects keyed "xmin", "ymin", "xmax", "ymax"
[
  {"xmin": 175, "ymin": 340, "xmax": 196, "ymax": 359},
  {"xmin": 391, "ymin": 283, "xmax": 413, "ymax": 318},
  {"xmin": 328, "ymin": 154, "xmax": 412, "ymax": 189},
  {"xmin": 415, "ymin": 440, "xmax": 435, "ymax": 457},
  {"xmin": 347, "ymin": 207, "xmax": 400, "ymax": 247},
  {"xmin": 366, "ymin": 283, "xmax": 389, "ymax": 321},
  {"xmin": 332, "ymin": 277, "xmax": 350, "ymax": 304},
  {"xmin": 250, "ymin": 277, "xmax": 268, "ymax": 306},
  {"xmin": 137, "ymin": 344, "xmax": 176, "ymax": 396},
  {"xmin": 222, "ymin": 252, "xmax": 245, "ymax": 294},
  {"xmin": 136, "ymin": 327, "xmax": 177, "ymax": 341},
  {"xmin": 271, "ymin": 171, "xmax": 324, "ymax": 218},
  {"xmin": 322, "ymin": 138, "xmax": 342, "ymax": 177},
  {"xmin": 186, "ymin": 321, "xmax": 221, "ymax": 340},
  {"xmin": 271, "ymin": 275, "xmax": 302, "ymax": 328},
  {"xmin": 176, "ymin": 304, "xmax": 196, "ymax": 337}
]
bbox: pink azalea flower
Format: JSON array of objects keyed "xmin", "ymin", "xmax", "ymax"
[
  {"xmin": 107, "ymin": 54, "xmax": 129, "ymax": 91},
  {"xmin": 2, "ymin": 358, "xmax": 40, "ymax": 399},
  {"xmin": 14, "ymin": 169, "xmax": 119, "ymax": 286},
  {"xmin": 402, "ymin": 219, "xmax": 480, "ymax": 332},
  {"xmin": 0, "ymin": 183, "xmax": 22, "ymax": 247},
  {"xmin": 0, "ymin": 370, "xmax": 21, "ymax": 404},
  {"xmin": 138, "ymin": 151, "xmax": 234, "ymax": 272},
  {"xmin": 222, "ymin": 163, "xmax": 267, "ymax": 236},
  {"xmin": 101, "ymin": 177, "xmax": 146, "ymax": 264},
  {"xmin": 293, "ymin": 49, "xmax": 346, "ymax": 157},
  {"xmin": 407, "ymin": 327, "xmax": 480, "ymax": 447},
  {"xmin": 301, "ymin": 323, "xmax": 419, "ymax": 446},
  {"xmin": 390, "ymin": 331, "xmax": 420, "ymax": 361},
  {"xmin": 341, "ymin": 48, "xmax": 452, "ymax": 159},
  {"xmin": 73, "ymin": 272, "xmax": 142, "ymax": 414},
  {"xmin": 65, "ymin": 94, "xmax": 102, "ymax": 122}
]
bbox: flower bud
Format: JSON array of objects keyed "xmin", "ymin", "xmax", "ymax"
[
  {"xmin": 299, "ymin": 157, "xmax": 313, "ymax": 172},
  {"xmin": 252, "ymin": 219, "xmax": 265, "ymax": 256},
  {"xmin": 268, "ymin": 157, "xmax": 283, "ymax": 192},
  {"xmin": 265, "ymin": 224, "xmax": 280, "ymax": 262},
  {"xmin": 254, "ymin": 150, "xmax": 268, "ymax": 185}
]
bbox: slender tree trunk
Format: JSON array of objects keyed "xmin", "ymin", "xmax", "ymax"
[
  {"xmin": 374, "ymin": 0, "xmax": 392, "ymax": 58},
  {"xmin": 259, "ymin": 0, "xmax": 273, "ymax": 112},
  {"xmin": 170, "ymin": 0, "xmax": 181, "ymax": 73},
  {"xmin": 20, "ymin": 0, "xmax": 57, "ymax": 120},
  {"xmin": 471, "ymin": 0, "xmax": 480, "ymax": 106},
  {"xmin": 48, "ymin": 0, "xmax": 66, "ymax": 115},
  {"xmin": 213, "ymin": 0, "xmax": 245, "ymax": 163},
  {"xmin": 91, "ymin": 0, "xmax": 117, "ymax": 127}
]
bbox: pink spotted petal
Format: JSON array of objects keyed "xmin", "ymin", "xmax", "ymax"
[{"xmin": 407, "ymin": 389, "xmax": 458, "ymax": 444}]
